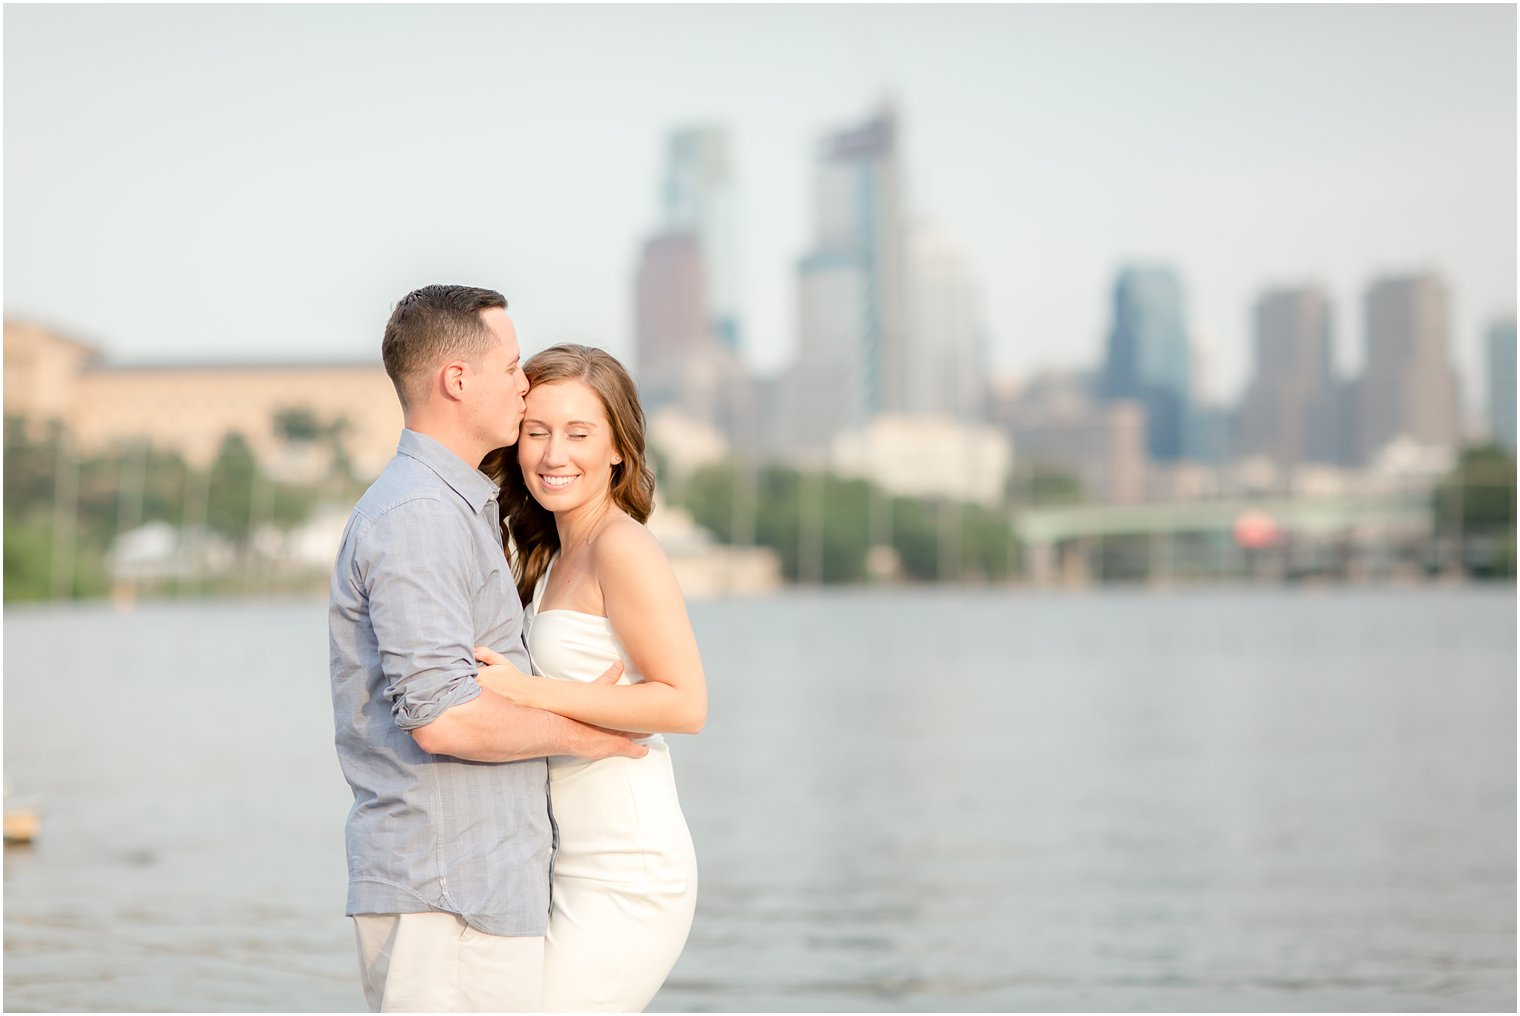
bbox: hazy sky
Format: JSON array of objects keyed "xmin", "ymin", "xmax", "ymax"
[{"xmin": 4, "ymin": 4, "xmax": 1515, "ymax": 405}]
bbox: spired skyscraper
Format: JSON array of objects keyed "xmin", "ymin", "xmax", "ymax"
[
  {"xmin": 779, "ymin": 102, "xmax": 908, "ymax": 452},
  {"xmin": 1236, "ymin": 286, "xmax": 1340, "ymax": 466},
  {"xmin": 1100, "ymin": 265, "xmax": 1192, "ymax": 461},
  {"xmin": 1354, "ymin": 273, "xmax": 1462, "ymax": 464}
]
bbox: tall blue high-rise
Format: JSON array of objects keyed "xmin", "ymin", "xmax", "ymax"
[
  {"xmin": 1100, "ymin": 265, "xmax": 1192, "ymax": 460},
  {"xmin": 1488, "ymin": 317, "xmax": 1516, "ymax": 451}
]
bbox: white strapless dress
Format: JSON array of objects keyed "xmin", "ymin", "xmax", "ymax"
[{"xmin": 526, "ymin": 559, "xmax": 698, "ymax": 1012}]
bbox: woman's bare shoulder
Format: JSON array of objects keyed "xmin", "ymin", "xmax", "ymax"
[
  {"xmin": 591, "ymin": 513, "xmax": 677, "ymax": 588},
  {"xmin": 592, "ymin": 513, "xmax": 666, "ymax": 564}
]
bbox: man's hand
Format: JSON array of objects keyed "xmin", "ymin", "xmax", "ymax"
[
  {"xmin": 469, "ymin": 645, "xmax": 642, "ymax": 755},
  {"xmin": 411, "ymin": 691, "xmax": 648, "ymax": 762},
  {"xmin": 574, "ymin": 722, "xmax": 650, "ymax": 760}
]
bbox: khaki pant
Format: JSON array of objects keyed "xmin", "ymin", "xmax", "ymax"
[{"xmin": 353, "ymin": 912, "xmax": 545, "ymax": 1013}]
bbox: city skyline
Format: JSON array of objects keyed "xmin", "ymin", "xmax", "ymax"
[{"xmin": 3, "ymin": 4, "xmax": 1514, "ymax": 404}]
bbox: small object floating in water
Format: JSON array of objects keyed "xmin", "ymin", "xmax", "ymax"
[
  {"xmin": 3, "ymin": 783, "xmax": 42, "ymax": 845},
  {"xmin": 4, "ymin": 807, "xmax": 40, "ymax": 844}
]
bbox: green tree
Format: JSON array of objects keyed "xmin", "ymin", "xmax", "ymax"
[
  {"xmin": 273, "ymin": 406, "xmax": 323, "ymax": 443},
  {"xmin": 3, "ymin": 520, "xmax": 54, "ymax": 602},
  {"xmin": 4, "ymin": 417, "xmax": 331, "ymax": 601},
  {"xmin": 1006, "ymin": 460, "xmax": 1083, "ymax": 506},
  {"xmin": 812, "ymin": 473, "xmax": 873, "ymax": 583},
  {"xmin": 683, "ymin": 462, "xmax": 868, "ymax": 581},
  {"xmin": 206, "ymin": 432, "xmax": 259, "ymax": 545},
  {"xmin": 682, "ymin": 461, "xmax": 739, "ymax": 542},
  {"xmin": 681, "ymin": 458, "xmax": 1012, "ymax": 584},
  {"xmin": 1434, "ymin": 443, "xmax": 1517, "ymax": 577},
  {"xmin": 137, "ymin": 446, "xmax": 193, "ymax": 527},
  {"xmin": 2, "ymin": 420, "xmax": 119, "ymax": 601},
  {"xmin": 889, "ymin": 497, "xmax": 940, "ymax": 581},
  {"xmin": 3, "ymin": 417, "xmax": 61, "ymax": 520},
  {"xmin": 324, "ymin": 414, "xmax": 358, "ymax": 488},
  {"xmin": 752, "ymin": 466, "xmax": 806, "ymax": 580},
  {"xmin": 960, "ymin": 503, "xmax": 1017, "ymax": 580}
]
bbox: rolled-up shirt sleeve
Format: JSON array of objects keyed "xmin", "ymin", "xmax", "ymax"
[{"xmin": 359, "ymin": 497, "xmax": 484, "ymax": 731}]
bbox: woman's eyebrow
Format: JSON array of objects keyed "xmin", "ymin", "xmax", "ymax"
[{"xmin": 521, "ymin": 418, "xmax": 601, "ymax": 428}]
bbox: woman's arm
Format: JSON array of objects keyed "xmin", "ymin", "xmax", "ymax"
[{"xmin": 477, "ymin": 520, "xmax": 707, "ymax": 735}]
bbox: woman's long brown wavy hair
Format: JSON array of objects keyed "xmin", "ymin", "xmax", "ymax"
[{"xmin": 482, "ymin": 344, "xmax": 657, "ymax": 606}]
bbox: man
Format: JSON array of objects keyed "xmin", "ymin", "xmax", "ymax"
[{"xmin": 329, "ymin": 284, "xmax": 645, "ymax": 1012}]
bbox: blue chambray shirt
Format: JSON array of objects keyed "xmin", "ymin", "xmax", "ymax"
[{"xmin": 328, "ymin": 429, "xmax": 551, "ymax": 937}]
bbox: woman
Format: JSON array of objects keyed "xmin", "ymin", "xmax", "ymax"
[{"xmin": 477, "ymin": 344, "xmax": 705, "ymax": 1012}]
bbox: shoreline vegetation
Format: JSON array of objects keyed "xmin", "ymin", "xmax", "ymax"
[{"xmin": 4, "ymin": 413, "xmax": 1515, "ymax": 604}]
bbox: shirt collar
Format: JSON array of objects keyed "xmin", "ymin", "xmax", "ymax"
[{"xmin": 396, "ymin": 429, "xmax": 500, "ymax": 513}]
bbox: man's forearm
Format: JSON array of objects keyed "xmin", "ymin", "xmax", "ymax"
[{"xmin": 410, "ymin": 688, "xmax": 645, "ymax": 762}]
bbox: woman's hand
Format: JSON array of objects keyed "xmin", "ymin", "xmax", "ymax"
[
  {"xmin": 472, "ymin": 646, "xmax": 539, "ymax": 705},
  {"xmin": 473, "ymin": 644, "xmax": 625, "ymax": 711}
]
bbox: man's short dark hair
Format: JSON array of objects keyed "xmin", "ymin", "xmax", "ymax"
[{"xmin": 382, "ymin": 284, "xmax": 508, "ymax": 411}]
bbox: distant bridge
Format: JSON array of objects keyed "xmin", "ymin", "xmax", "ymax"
[
  {"xmin": 1014, "ymin": 491, "xmax": 1433, "ymax": 544},
  {"xmin": 1012, "ymin": 490, "xmax": 1436, "ymax": 584}
]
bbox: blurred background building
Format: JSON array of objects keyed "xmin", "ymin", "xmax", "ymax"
[
  {"xmin": 777, "ymin": 103, "xmax": 908, "ymax": 456},
  {"xmin": 989, "ymin": 370, "xmax": 1147, "ymax": 505},
  {"xmin": 634, "ymin": 127, "xmax": 754, "ymax": 451},
  {"xmin": 1486, "ymin": 316, "xmax": 1516, "ymax": 451},
  {"xmin": 1355, "ymin": 272, "xmax": 1463, "ymax": 466},
  {"xmin": 1236, "ymin": 286, "xmax": 1339, "ymax": 469},
  {"xmin": 3, "ymin": 320, "xmax": 398, "ymax": 477},
  {"xmin": 904, "ymin": 223, "xmax": 988, "ymax": 423},
  {"xmin": 1099, "ymin": 265, "xmax": 1193, "ymax": 462}
]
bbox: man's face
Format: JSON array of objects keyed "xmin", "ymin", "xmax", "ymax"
[{"xmin": 468, "ymin": 307, "xmax": 530, "ymax": 449}]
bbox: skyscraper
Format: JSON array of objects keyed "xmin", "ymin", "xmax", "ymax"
[
  {"xmin": 1488, "ymin": 317, "xmax": 1517, "ymax": 451},
  {"xmin": 780, "ymin": 103, "xmax": 907, "ymax": 451},
  {"xmin": 1100, "ymin": 265, "xmax": 1192, "ymax": 460},
  {"xmin": 1355, "ymin": 273, "xmax": 1462, "ymax": 464},
  {"xmin": 905, "ymin": 223, "xmax": 988, "ymax": 422},
  {"xmin": 634, "ymin": 231, "xmax": 708, "ymax": 406},
  {"xmin": 634, "ymin": 127, "xmax": 751, "ymax": 444},
  {"xmin": 662, "ymin": 127, "xmax": 742, "ymax": 352},
  {"xmin": 1236, "ymin": 286, "xmax": 1339, "ymax": 466}
]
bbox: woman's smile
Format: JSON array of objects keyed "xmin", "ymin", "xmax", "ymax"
[{"xmin": 517, "ymin": 379, "xmax": 622, "ymax": 515}]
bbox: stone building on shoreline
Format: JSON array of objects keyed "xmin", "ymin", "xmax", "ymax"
[{"xmin": 4, "ymin": 319, "xmax": 401, "ymax": 480}]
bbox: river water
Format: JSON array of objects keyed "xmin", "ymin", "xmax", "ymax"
[{"xmin": 3, "ymin": 586, "xmax": 1514, "ymax": 1012}]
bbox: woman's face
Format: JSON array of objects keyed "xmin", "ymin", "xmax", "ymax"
[{"xmin": 516, "ymin": 379, "xmax": 622, "ymax": 514}]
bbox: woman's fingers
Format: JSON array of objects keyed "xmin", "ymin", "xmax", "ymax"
[{"xmin": 474, "ymin": 645, "xmax": 509, "ymax": 666}]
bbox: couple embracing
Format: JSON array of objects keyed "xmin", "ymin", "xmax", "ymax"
[{"xmin": 329, "ymin": 285, "xmax": 704, "ymax": 1012}]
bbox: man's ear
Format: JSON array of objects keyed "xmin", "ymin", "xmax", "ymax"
[{"xmin": 440, "ymin": 361, "xmax": 468, "ymax": 401}]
